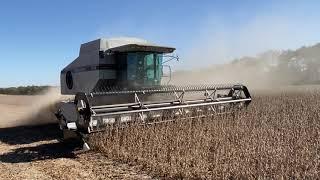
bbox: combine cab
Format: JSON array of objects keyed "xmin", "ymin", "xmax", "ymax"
[{"xmin": 55, "ymin": 38, "xmax": 252, "ymax": 148}]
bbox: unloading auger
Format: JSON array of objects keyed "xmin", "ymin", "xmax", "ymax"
[{"xmin": 55, "ymin": 37, "xmax": 252, "ymax": 148}]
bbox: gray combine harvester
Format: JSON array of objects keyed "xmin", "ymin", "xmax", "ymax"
[{"xmin": 55, "ymin": 37, "xmax": 252, "ymax": 149}]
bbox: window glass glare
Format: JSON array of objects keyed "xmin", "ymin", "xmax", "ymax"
[
  {"xmin": 156, "ymin": 54, "xmax": 163, "ymax": 78},
  {"xmin": 147, "ymin": 69, "xmax": 154, "ymax": 79},
  {"xmin": 145, "ymin": 54, "xmax": 154, "ymax": 66}
]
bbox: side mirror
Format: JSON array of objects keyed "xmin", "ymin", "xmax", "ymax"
[{"xmin": 162, "ymin": 54, "xmax": 179, "ymax": 64}]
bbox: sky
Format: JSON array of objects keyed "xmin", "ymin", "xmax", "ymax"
[{"xmin": 1, "ymin": 0, "xmax": 320, "ymax": 87}]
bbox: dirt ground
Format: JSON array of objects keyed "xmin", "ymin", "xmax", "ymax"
[{"xmin": 0, "ymin": 95, "xmax": 153, "ymax": 180}]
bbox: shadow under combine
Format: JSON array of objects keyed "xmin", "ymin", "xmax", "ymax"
[
  {"xmin": 0, "ymin": 123, "xmax": 83, "ymax": 163},
  {"xmin": 0, "ymin": 123, "xmax": 60, "ymax": 145},
  {"xmin": 0, "ymin": 141, "xmax": 78, "ymax": 163}
]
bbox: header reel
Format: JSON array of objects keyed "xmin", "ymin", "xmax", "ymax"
[{"xmin": 56, "ymin": 84, "xmax": 251, "ymax": 134}]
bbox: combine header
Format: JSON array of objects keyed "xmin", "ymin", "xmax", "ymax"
[{"xmin": 55, "ymin": 38, "xmax": 252, "ymax": 148}]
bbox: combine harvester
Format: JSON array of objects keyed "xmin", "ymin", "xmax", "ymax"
[{"xmin": 55, "ymin": 38, "xmax": 252, "ymax": 149}]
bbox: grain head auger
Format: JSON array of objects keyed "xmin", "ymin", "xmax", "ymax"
[{"xmin": 55, "ymin": 38, "xmax": 252, "ymax": 148}]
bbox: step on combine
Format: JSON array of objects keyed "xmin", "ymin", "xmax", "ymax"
[{"xmin": 55, "ymin": 38, "xmax": 252, "ymax": 149}]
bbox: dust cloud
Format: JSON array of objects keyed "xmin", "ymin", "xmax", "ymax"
[
  {"xmin": 0, "ymin": 87, "xmax": 70, "ymax": 128},
  {"xmin": 171, "ymin": 62, "xmax": 283, "ymax": 90},
  {"xmin": 170, "ymin": 16, "xmax": 308, "ymax": 90}
]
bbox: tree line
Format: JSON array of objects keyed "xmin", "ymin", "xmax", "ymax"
[{"xmin": 0, "ymin": 86, "xmax": 50, "ymax": 95}]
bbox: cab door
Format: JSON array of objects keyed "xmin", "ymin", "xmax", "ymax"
[
  {"xmin": 127, "ymin": 52, "xmax": 162, "ymax": 87},
  {"xmin": 144, "ymin": 54, "xmax": 156, "ymax": 86}
]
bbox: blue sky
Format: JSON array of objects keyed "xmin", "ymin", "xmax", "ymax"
[{"xmin": 1, "ymin": 0, "xmax": 320, "ymax": 87}]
